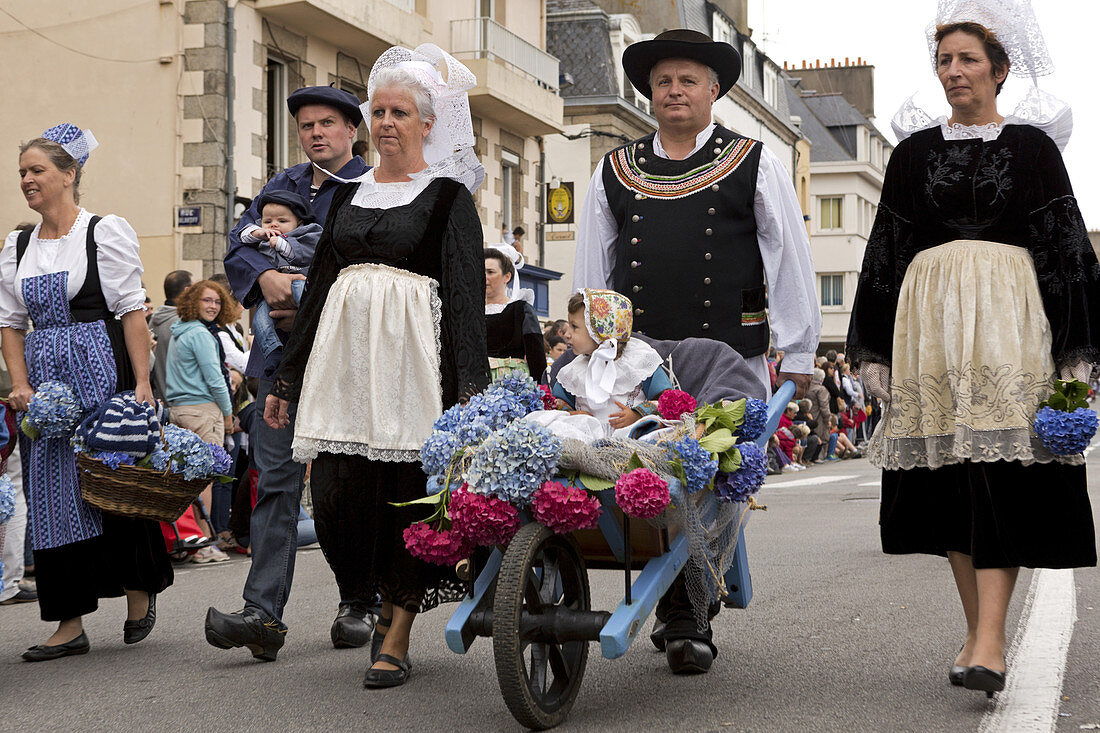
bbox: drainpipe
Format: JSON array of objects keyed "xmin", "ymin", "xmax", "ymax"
[
  {"xmin": 225, "ymin": 1, "xmax": 236, "ymax": 248},
  {"xmin": 536, "ymin": 135, "xmax": 546, "ymax": 267}
]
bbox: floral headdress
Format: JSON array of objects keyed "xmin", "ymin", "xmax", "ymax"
[
  {"xmin": 41, "ymin": 123, "xmax": 98, "ymax": 165},
  {"xmin": 581, "ymin": 289, "xmax": 633, "ymax": 405}
]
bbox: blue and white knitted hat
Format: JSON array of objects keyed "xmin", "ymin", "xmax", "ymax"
[
  {"xmin": 74, "ymin": 391, "xmax": 164, "ymax": 458},
  {"xmin": 41, "ymin": 123, "xmax": 98, "ymax": 165}
]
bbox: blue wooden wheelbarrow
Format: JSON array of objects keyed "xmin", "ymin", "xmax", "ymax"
[{"xmin": 443, "ymin": 380, "xmax": 796, "ymax": 729}]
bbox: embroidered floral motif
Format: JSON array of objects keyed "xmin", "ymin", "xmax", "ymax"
[{"xmin": 610, "ymin": 137, "xmax": 757, "ymax": 200}]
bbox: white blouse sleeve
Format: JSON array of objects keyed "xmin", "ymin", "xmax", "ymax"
[
  {"xmin": 94, "ymin": 215, "xmax": 146, "ymax": 317},
  {"xmin": 0, "ymin": 231, "xmax": 29, "ymax": 330}
]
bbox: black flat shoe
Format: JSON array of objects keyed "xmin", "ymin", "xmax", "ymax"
[
  {"xmin": 650, "ymin": 621, "xmax": 667, "ymax": 652},
  {"xmin": 665, "ymin": 638, "xmax": 715, "ymax": 675},
  {"xmin": 124, "ymin": 594, "xmax": 157, "ymax": 645},
  {"xmin": 370, "ymin": 616, "xmax": 391, "ymax": 663},
  {"xmin": 204, "ymin": 606, "xmax": 286, "ymax": 662},
  {"xmin": 331, "ymin": 604, "xmax": 375, "ymax": 649},
  {"xmin": 23, "ymin": 632, "xmax": 91, "ymax": 662},
  {"xmin": 363, "ymin": 653, "xmax": 411, "ymax": 688},
  {"xmin": 963, "ymin": 665, "xmax": 1006, "ymax": 698},
  {"xmin": 949, "ymin": 665, "xmax": 968, "ymax": 686}
]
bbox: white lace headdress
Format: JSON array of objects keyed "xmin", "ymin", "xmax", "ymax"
[
  {"xmin": 487, "ymin": 242, "xmax": 536, "ymax": 305},
  {"xmin": 361, "ymin": 44, "xmax": 485, "ymax": 194},
  {"xmin": 894, "ymin": 0, "xmax": 1071, "ymax": 150},
  {"xmin": 927, "ymin": 0, "xmax": 1052, "ymax": 79}
]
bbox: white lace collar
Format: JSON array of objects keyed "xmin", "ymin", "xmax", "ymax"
[
  {"xmin": 485, "ymin": 302, "xmax": 507, "ymax": 315},
  {"xmin": 350, "ymin": 169, "xmax": 434, "ymax": 210},
  {"xmin": 556, "ymin": 339, "xmax": 664, "ymax": 402},
  {"xmin": 892, "ymin": 87, "xmax": 1072, "ymax": 151}
]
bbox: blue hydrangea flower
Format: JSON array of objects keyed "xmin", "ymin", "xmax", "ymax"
[
  {"xmin": 26, "ymin": 380, "xmax": 83, "ymax": 438},
  {"xmin": 489, "ymin": 371, "xmax": 543, "ymax": 413},
  {"xmin": 670, "ymin": 437, "xmax": 718, "ymax": 494},
  {"xmin": 433, "ymin": 404, "xmax": 466, "ymax": 433},
  {"xmin": 156, "ymin": 424, "xmax": 215, "ymax": 480},
  {"xmin": 209, "ymin": 443, "xmax": 232, "ymax": 475},
  {"xmin": 0, "ymin": 475, "xmax": 16, "ymax": 524},
  {"xmin": 90, "ymin": 451, "xmax": 136, "ymax": 470},
  {"xmin": 466, "ymin": 420, "xmax": 562, "ymax": 508},
  {"xmin": 714, "ymin": 442, "xmax": 767, "ymax": 502},
  {"xmin": 735, "ymin": 398, "xmax": 768, "ymax": 442},
  {"xmin": 1034, "ymin": 406, "xmax": 1099, "ymax": 455},
  {"xmin": 421, "ymin": 430, "xmax": 462, "ymax": 475}
]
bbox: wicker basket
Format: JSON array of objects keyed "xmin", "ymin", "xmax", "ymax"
[{"xmin": 77, "ymin": 454, "xmax": 208, "ymax": 522}]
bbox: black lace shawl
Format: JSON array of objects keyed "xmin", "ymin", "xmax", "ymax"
[
  {"xmin": 271, "ymin": 177, "xmax": 490, "ymax": 406},
  {"xmin": 847, "ymin": 125, "xmax": 1100, "ymax": 370}
]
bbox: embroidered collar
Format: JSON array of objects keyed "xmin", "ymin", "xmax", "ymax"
[{"xmin": 609, "ymin": 131, "xmax": 757, "ymax": 200}]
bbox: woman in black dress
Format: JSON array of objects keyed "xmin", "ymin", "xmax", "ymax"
[
  {"xmin": 484, "ymin": 247, "xmax": 546, "ymax": 383},
  {"xmin": 847, "ymin": 10, "xmax": 1098, "ymax": 696},
  {"xmin": 265, "ymin": 44, "xmax": 488, "ymax": 689}
]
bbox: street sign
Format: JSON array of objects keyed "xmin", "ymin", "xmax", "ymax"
[
  {"xmin": 546, "ymin": 230, "xmax": 574, "ymax": 241},
  {"xmin": 546, "ymin": 181, "xmax": 574, "ymax": 224},
  {"xmin": 177, "ymin": 206, "xmax": 201, "ymax": 227}
]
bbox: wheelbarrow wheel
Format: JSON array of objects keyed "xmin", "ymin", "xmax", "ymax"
[{"xmin": 493, "ymin": 522, "xmax": 590, "ymax": 730}]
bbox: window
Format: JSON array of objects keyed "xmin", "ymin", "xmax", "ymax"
[
  {"xmin": 763, "ymin": 65, "xmax": 779, "ymax": 109},
  {"xmin": 742, "ymin": 44, "xmax": 755, "ymax": 89},
  {"xmin": 820, "ymin": 274, "xmax": 844, "ymax": 307},
  {"xmin": 819, "ymin": 196, "xmax": 842, "ymax": 229},
  {"xmin": 501, "ymin": 149, "xmax": 520, "ymax": 230},
  {"xmin": 265, "ymin": 58, "xmax": 289, "ymax": 179},
  {"xmin": 711, "ymin": 13, "xmax": 734, "ymax": 44}
]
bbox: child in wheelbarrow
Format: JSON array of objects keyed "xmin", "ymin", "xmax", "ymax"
[{"xmin": 525, "ymin": 288, "xmax": 672, "ymax": 442}]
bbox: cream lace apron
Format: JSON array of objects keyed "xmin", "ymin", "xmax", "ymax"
[
  {"xmin": 868, "ymin": 239, "xmax": 1076, "ymax": 470},
  {"xmin": 292, "ymin": 263, "xmax": 443, "ymax": 464}
]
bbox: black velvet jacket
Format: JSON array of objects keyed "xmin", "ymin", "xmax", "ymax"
[
  {"xmin": 272, "ymin": 178, "xmax": 490, "ymax": 406},
  {"xmin": 847, "ymin": 125, "xmax": 1100, "ymax": 370}
]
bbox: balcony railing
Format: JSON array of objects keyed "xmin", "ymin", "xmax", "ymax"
[{"xmin": 451, "ymin": 18, "xmax": 559, "ymax": 91}]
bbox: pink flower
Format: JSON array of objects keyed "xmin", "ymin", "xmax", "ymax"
[
  {"xmin": 450, "ymin": 485, "xmax": 521, "ymax": 547},
  {"xmin": 531, "ymin": 480, "xmax": 602, "ymax": 533},
  {"xmin": 615, "ymin": 468, "xmax": 670, "ymax": 519},
  {"xmin": 403, "ymin": 521, "xmax": 472, "ymax": 566},
  {"xmin": 538, "ymin": 384, "xmax": 556, "ymax": 410},
  {"xmin": 658, "ymin": 390, "xmax": 697, "ymax": 421}
]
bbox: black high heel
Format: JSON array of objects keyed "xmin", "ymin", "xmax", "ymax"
[
  {"xmin": 963, "ymin": 665, "xmax": 1006, "ymax": 698},
  {"xmin": 950, "ymin": 644, "xmax": 968, "ymax": 686},
  {"xmin": 123, "ymin": 593, "xmax": 157, "ymax": 645}
]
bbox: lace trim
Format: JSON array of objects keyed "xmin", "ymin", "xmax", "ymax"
[
  {"xmin": 114, "ymin": 303, "xmax": 146, "ymax": 318},
  {"xmin": 867, "ymin": 423, "xmax": 1083, "ymax": 471},
  {"xmin": 34, "ymin": 208, "xmax": 89, "ymax": 242},
  {"xmin": 292, "ymin": 437, "xmax": 421, "ymax": 464},
  {"xmin": 941, "ymin": 120, "xmax": 1004, "ymax": 142}
]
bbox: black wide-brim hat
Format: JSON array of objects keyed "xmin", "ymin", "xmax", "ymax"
[
  {"xmin": 622, "ymin": 29, "xmax": 741, "ymax": 100},
  {"xmin": 287, "ymin": 83, "xmax": 363, "ymax": 127}
]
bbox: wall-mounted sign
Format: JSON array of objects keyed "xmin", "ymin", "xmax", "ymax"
[
  {"xmin": 546, "ymin": 181, "xmax": 574, "ymax": 224},
  {"xmin": 546, "ymin": 230, "xmax": 575, "ymax": 242},
  {"xmin": 177, "ymin": 206, "xmax": 201, "ymax": 227}
]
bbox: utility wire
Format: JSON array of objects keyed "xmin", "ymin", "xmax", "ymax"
[{"xmin": 0, "ymin": 5, "xmax": 165, "ymax": 64}]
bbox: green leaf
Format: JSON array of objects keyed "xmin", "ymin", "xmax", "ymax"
[
  {"xmin": 215, "ymin": 475, "xmax": 234, "ymax": 484},
  {"xmin": 578, "ymin": 473, "xmax": 616, "ymax": 491},
  {"xmin": 699, "ymin": 428, "xmax": 736, "ymax": 455},
  {"xmin": 20, "ymin": 416, "xmax": 38, "ymax": 440},
  {"xmin": 1047, "ymin": 393, "xmax": 1068, "ymax": 411},
  {"xmin": 669, "ymin": 458, "xmax": 687, "ymax": 485},
  {"xmin": 718, "ymin": 447, "xmax": 742, "ymax": 473},
  {"xmin": 625, "ymin": 451, "xmax": 645, "ymax": 472},
  {"xmin": 390, "ymin": 493, "xmax": 446, "ymax": 508}
]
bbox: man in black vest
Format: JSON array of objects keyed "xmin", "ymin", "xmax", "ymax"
[{"xmin": 574, "ymin": 30, "xmax": 820, "ymax": 674}]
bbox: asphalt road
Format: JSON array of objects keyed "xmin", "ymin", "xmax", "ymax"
[{"xmin": 1, "ymin": 452, "xmax": 1097, "ymax": 732}]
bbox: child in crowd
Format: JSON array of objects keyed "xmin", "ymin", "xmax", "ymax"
[
  {"xmin": 525, "ymin": 289, "xmax": 671, "ymax": 442},
  {"xmin": 236, "ymin": 190, "xmax": 322, "ymax": 358}
]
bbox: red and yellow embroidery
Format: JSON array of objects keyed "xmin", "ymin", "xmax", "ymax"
[{"xmin": 609, "ymin": 137, "xmax": 757, "ymax": 200}]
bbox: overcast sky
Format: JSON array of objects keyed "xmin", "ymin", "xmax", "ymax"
[{"xmin": 747, "ymin": 0, "xmax": 1100, "ymax": 229}]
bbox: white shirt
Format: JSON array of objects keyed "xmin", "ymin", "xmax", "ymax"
[
  {"xmin": 0, "ymin": 209, "xmax": 145, "ymax": 330},
  {"xmin": 218, "ymin": 329, "xmax": 249, "ymax": 373},
  {"xmin": 574, "ymin": 122, "xmax": 820, "ymax": 378}
]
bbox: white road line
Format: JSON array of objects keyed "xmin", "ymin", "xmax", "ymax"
[
  {"xmin": 978, "ymin": 568, "xmax": 1076, "ymax": 733},
  {"xmin": 857, "ymin": 481, "xmax": 880, "ymax": 487},
  {"xmin": 765, "ymin": 474, "xmax": 857, "ymax": 488}
]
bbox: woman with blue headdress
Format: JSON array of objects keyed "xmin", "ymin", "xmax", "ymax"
[{"xmin": 0, "ymin": 124, "xmax": 172, "ymax": 661}]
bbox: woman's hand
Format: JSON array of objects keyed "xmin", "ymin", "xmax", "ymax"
[
  {"xmin": 7, "ymin": 381, "xmax": 34, "ymax": 412},
  {"xmin": 134, "ymin": 382, "xmax": 155, "ymax": 406},
  {"xmin": 264, "ymin": 394, "xmax": 290, "ymax": 430},
  {"xmin": 608, "ymin": 400, "xmax": 642, "ymax": 430},
  {"xmin": 862, "ymin": 362, "xmax": 891, "ymax": 402},
  {"xmin": 224, "ymin": 414, "xmax": 235, "ymax": 433}
]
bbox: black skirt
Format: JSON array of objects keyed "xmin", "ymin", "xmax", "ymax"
[
  {"xmin": 880, "ymin": 459, "xmax": 1097, "ymax": 569},
  {"xmin": 34, "ymin": 513, "xmax": 173, "ymax": 622},
  {"xmin": 310, "ymin": 453, "xmax": 466, "ymax": 614}
]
